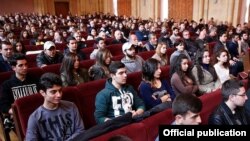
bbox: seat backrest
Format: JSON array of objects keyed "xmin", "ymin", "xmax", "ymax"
[
  {"xmin": 106, "ymin": 44, "xmax": 123, "ymax": 56},
  {"xmin": 42, "ymin": 63, "xmax": 61, "ymax": 75},
  {"xmin": 137, "ymin": 50, "xmax": 155, "ymax": 60},
  {"xmin": 12, "ymin": 86, "xmax": 82, "ymax": 141},
  {"xmin": 141, "ymin": 109, "xmax": 174, "ymax": 141},
  {"xmin": 12, "ymin": 93, "xmax": 44, "ymax": 140},
  {"xmin": 77, "ymin": 79, "xmax": 106, "ymax": 129},
  {"xmin": 81, "ymin": 47, "xmax": 95, "ymax": 59},
  {"xmin": 90, "ymin": 123, "xmax": 147, "ymax": 141},
  {"xmin": 199, "ymin": 89, "xmax": 222, "ymax": 124},
  {"xmin": 26, "ymin": 54, "xmax": 38, "ymax": 68},
  {"xmin": 80, "ymin": 59, "xmax": 95, "ymax": 70}
]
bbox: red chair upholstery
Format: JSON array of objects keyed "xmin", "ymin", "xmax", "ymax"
[
  {"xmin": 85, "ymin": 40, "xmax": 96, "ymax": 48},
  {"xmin": 77, "ymin": 79, "xmax": 106, "ymax": 129},
  {"xmin": 26, "ymin": 54, "xmax": 38, "ymax": 68},
  {"xmin": 199, "ymin": 89, "xmax": 222, "ymax": 124},
  {"xmin": 55, "ymin": 43, "xmax": 67, "ymax": 51},
  {"xmin": 208, "ymin": 42, "xmax": 216, "ymax": 56},
  {"xmin": 142, "ymin": 109, "xmax": 174, "ymax": 141},
  {"xmin": 127, "ymin": 71, "xmax": 142, "ymax": 93},
  {"xmin": 137, "ymin": 50, "xmax": 155, "ymax": 60},
  {"xmin": 42, "ymin": 63, "xmax": 61, "ymax": 75},
  {"xmin": 80, "ymin": 59, "xmax": 95, "ymax": 70},
  {"xmin": 160, "ymin": 65, "xmax": 171, "ymax": 82},
  {"xmin": 90, "ymin": 123, "xmax": 147, "ymax": 141},
  {"xmin": 12, "ymin": 93, "xmax": 44, "ymax": 140},
  {"xmin": 81, "ymin": 47, "xmax": 95, "ymax": 59},
  {"xmin": 166, "ymin": 48, "xmax": 175, "ymax": 65},
  {"xmin": 107, "ymin": 44, "xmax": 123, "ymax": 56}
]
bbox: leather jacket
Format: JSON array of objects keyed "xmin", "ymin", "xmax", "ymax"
[{"xmin": 209, "ymin": 102, "xmax": 249, "ymax": 125}]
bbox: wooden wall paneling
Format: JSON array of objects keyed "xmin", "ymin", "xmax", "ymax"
[
  {"xmin": 118, "ymin": 0, "xmax": 131, "ymax": 16},
  {"xmin": 103, "ymin": 0, "xmax": 113, "ymax": 14},
  {"xmin": 55, "ymin": 2, "xmax": 69, "ymax": 17},
  {"xmin": 169, "ymin": 0, "xmax": 193, "ymax": 21}
]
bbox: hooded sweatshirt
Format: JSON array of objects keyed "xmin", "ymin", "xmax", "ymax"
[{"xmin": 94, "ymin": 78, "xmax": 145, "ymax": 124}]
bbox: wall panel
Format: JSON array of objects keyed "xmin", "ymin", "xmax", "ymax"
[{"xmin": 169, "ymin": 0, "xmax": 193, "ymax": 21}]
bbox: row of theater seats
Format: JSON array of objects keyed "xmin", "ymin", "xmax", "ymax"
[
  {"xmin": 11, "ymin": 64, "xmax": 232, "ymax": 141},
  {"xmin": 12, "ymin": 63, "xmax": 246, "ymax": 141},
  {"xmin": 11, "ymin": 66, "xmax": 170, "ymax": 140}
]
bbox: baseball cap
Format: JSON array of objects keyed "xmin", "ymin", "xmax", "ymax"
[
  {"xmin": 122, "ymin": 42, "xmax": 134, "ymax": 52},
  {"xmin": 44, "ymin": 41, "xmax": 56, "ymax": 50}
]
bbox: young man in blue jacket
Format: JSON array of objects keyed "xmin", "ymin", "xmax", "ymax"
[{"xmin": 94, "ymin": 61, "xmax": 145, "ymax": 124}]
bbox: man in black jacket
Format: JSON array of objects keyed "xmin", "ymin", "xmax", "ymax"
[
  {"xmin": 209, "ymin": 79, "xmax": 249, "ymax": 125},
  {"xmin": 36, "ymin": 41, "xmax": 63, "ymax": 68}
]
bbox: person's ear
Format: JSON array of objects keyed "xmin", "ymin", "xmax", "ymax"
[
  {"xmin": 39, "ymin": 89, "xmax": 46, "ymax": 97},
  {"xmin": 175, "ymin": 114, "xmax": 183, "ymax": 124}
]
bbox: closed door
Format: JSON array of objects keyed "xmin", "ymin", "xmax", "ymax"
[{"xmin": 55, "ymin": 2, "xmax": 69, "ymax": 18}]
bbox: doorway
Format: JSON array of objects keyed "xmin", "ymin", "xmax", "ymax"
[{"xmin": 54, "ymin": 2, "xmax": 69, "ymax": 18}]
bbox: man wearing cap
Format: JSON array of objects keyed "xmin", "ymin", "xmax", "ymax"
[
  {"xmin": 36, "ymin": 41, "xmax": 64, "ymax": 68},
  {"xmin": 121, "ymin": 42, "xmax": 144, "ymax": 74}
]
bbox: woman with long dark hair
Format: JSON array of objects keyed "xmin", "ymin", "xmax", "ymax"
[
  {"xmin": 192, "ymin": 49, "xmax": 221, "ymax": 95},
  {"xmin": 60, "ymin": 53, "xmax": 89, "ymax": 86},
  {"xmin": 170, "ymin": 54, "xmax": 198, "ymax": 97},
  {"xmin": 88, "ymin": 48, "xmax": 112, "ymax": 80},
  {"xmin": 139, "ymin": 58, "xmax": 174, "ymax": 110}
]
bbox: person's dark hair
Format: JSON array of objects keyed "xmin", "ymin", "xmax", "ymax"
[
  {"xmin": 213, "ymin": 49, "xmax": 230, "ymax": 68},
  {"xmin": 108, "ymin": 135, "xmax": 132, "ymax": 141},
  {"xmin": 0, "ymin": 41, "xmax": 12, "ymax": 49},
  {"xmin": 66, "ymin": 36, "xmax": 76, "ymax": 44},
  {"xmin": 170, "ymin": 54, "xmax": 196, "ymax": 84},
  {"xmin": 221, "ymin": 79, "xmax": 244, "ymax": 101},
  {"xmin": 173, "ymin": 39, "xmax": 185, "ymax": 48},
  {"xmin": 142, "ymin": 58, "xmax": 160, "ymax": 82},
  {"xmin": 95, "ymin": 48, "xmax": 112, "ymax": 66},
  {"xmin": 95, "ymin": 37, "xmax": 104, "ymax": 44},
  {"xmin": 9, "ymin": 53, "xmax": 26, "ymax": 66},
  {"xmin": 195, "ymin": 49, "xmax": 217, "ymax": 83},
  {"xmin": 13, "ymin": 40, "xmax": 26, "ymax": 54},
  {"xmin": 39, "ymin": 72, "xmax": 62, "ymax": 92},
  {"xmin": 172, "ymin": 94, "xmax": 202, "ymax": 116},
  {"xmin": 60, "ymin": 52, "xmax": 80, "ymax": 86},
  {"xmin": 109, "ymin": 61, "xmax": 125, "ymax": 74}
]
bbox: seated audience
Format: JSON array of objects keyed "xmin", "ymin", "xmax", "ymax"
[
  {"xmin": 213, "ymin": 49, "xmax": 231, "ymax": 84},
  {"xmin": 90, "ymin": 37, "xmax": 106, "ymax": 59},
  {"xmin": 111, "ymin": 29, "xmax": 127, "ymax": 44},
  {"xmin": 170, "ymin": 54, "xmax": 198, "ymax": 97},
  {"xmin": 60, "ymin": 53, "xmax": 89, "ymax": 86},
  {"xmin": 89, "ymin": 48, "xmax": 112, "ymax": 80},
  {"xmin": 0, "ymin": 53, "xmax": 38, "ymax": 131},
  {"xmin": 139, "ymin": 58, "xmax": 174, "ymax": 110},
  {"xmin": 26, "ymin": 73, "xmax": 85, "ymax": 140},
  {"xmin": 192, "ymin": 49, "xmax": 221, "ymax": 94},
  {"xmin": 94, "ymin": 61, "xmax": 145, "ymax": 124},
  {"xmin": 209, "ymin": 79, "xmax": 249, "ymax": 125},
  {"xmin": 144, "ymin": 33, "xmax": 158, "ymax": 51},
  {"xmin": 151, "ymin": 42, "xmax": 168, "ymax": 66},
  {"xmin": 64, "ymin": 36, "xmax": 86, "ymax": 60},
  {"xmin": 121, "ymin": 42, "xmax": 144, "ymax": 73},
  {"xmin": 213, "ymin": 31, "xmax": 244, "ymax": 77},
  {"xmin": 169, "ymin": 40, "xmax": 191, "ymax": 66},
  {"xmin": 0, "ymin": 41, "xmax": 14, "ymax": 72},
  {"xmin": 13, "ymin": 40, "xmax": 26, "ymax": 55},
  {"xmin": 36, "ymin": 41, "xmax": 64, "ymax": 68},
  {"xmin": 155, "ymin": 94, "xmax": 202, "ymax": 141}
]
